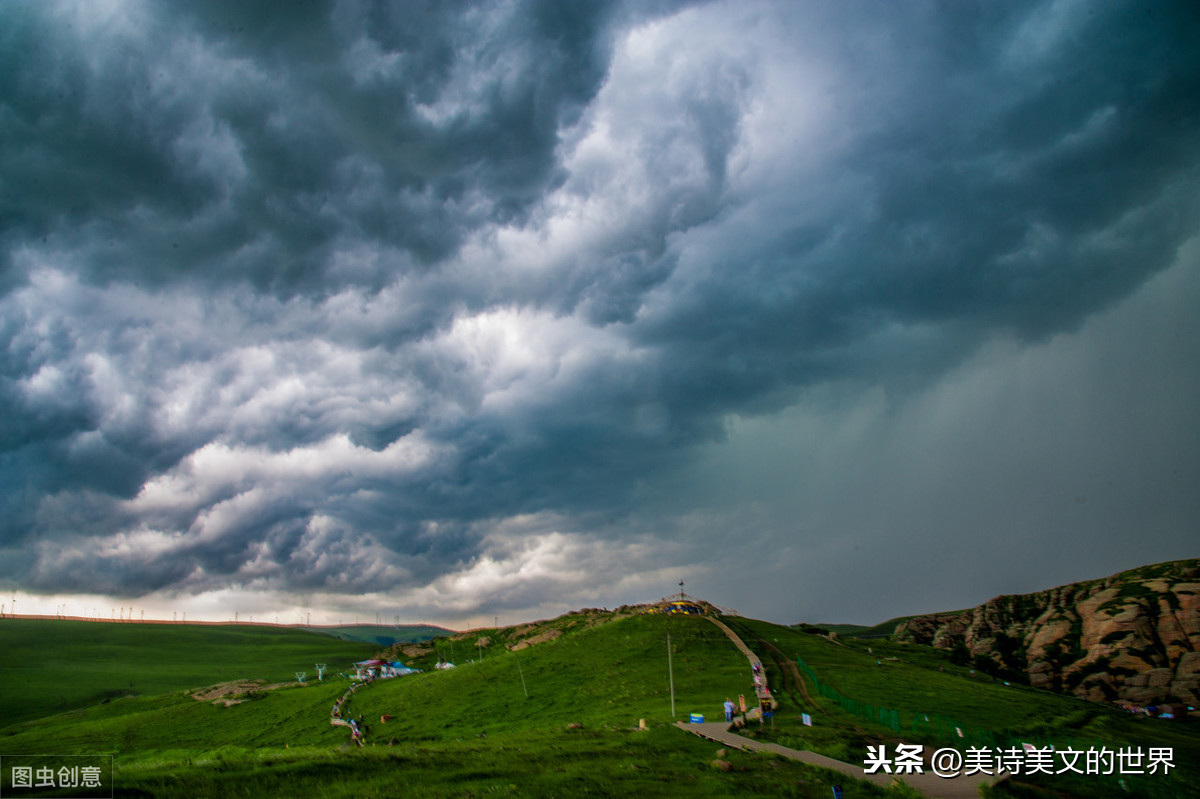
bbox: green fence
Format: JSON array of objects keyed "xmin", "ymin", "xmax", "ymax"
[
  {"xmin": 794, "ymin": 656, "xmax": 903, "ymax": 732},
  {"xmin": 794, "ymin": 656, "xmax": 1101, "ymax": 751}
]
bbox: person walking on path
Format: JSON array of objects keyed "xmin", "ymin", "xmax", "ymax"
[{"xmin": 724, "ymin": 698, "xmax": 735, "ymax": 722}]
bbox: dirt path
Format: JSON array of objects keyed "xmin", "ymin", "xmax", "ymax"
[
  {"xmin": 705, "ymin": 616, "xmax": 774, "ymax": 708},
  {"xmin": 331, "ymin": 681, "xmax": 367, "ymax": 746},
  {"xmin": 734, "ymin": 620, "xmax": 827, "ymax": 716},
  {"xmin": 676, "ymin": 721, "xmax": 994, "ymax": 799}
]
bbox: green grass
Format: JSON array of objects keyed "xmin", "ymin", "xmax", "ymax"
[
  {"xmin": 307, "ymin": 624, "xmax": 453, "ymax": 647},
  {"xmin": 3, "ymin": 612, "xmax": 1197, "ymax": 797},
  {"xmin": 2, "ymin": 681, "xmax": 354, "ymax": 756},
  {"xmin": 0, "ymin": 619, "xmax": 377, "ymax": 726},
  {"xmin": 108, "ymin": 729, "xmax": 902, "ymax": 799},
  {"xmin": 349, "ymin": 613, "xmax": 752, "ymax": 735},
  {"xmin": 1, "ymin": 614, "xmax": 903, "ymax": 798}
]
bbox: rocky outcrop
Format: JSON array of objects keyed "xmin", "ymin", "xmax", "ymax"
[
  {"xmin": 894, "ymin": 559, "xmax": 1200, "ymax": 707},
  {"xmin": 507, "ymin": 627, "xmax": 562, "ymax": 650}
]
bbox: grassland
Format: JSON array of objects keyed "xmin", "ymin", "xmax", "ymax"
[
  {"xmin": 307, "ymin": 624, "xmax": 452, "ymax": 647},
  {"xmin": 2, "ymin": 611, "xmax": 1197, "ymax": 797},
  {"xmin": 0, "ymin": 619, "xmax": 377, "ymax": 726}
]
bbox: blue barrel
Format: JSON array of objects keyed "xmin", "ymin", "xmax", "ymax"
[{"xmin": 689, "ymin": 712, "xmax": 705, "ymax": 723}]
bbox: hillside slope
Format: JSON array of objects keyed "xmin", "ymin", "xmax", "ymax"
[{"xmin": 894, "ymin": 558, "xmax": 1200, "ymax": 706}]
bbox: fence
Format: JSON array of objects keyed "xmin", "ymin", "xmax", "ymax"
[{"xmin": 793, "ymin": 656, "xmax": 1102, "ymax": 752}]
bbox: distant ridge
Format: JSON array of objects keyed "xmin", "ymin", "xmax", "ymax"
[
  {"xmin": 800, "ymin": 617, "xmax": 919, "ymax": 640},
  {"xmin": 309, "ymin": 624, "xmax": 454, "ymax": 648}
]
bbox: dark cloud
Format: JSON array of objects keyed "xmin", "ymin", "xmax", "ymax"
[
  {"xmin": 640, "ymin": 1, "xmax": 1200, "ymax": 355},
  {"xmin": 1, "ymin": 1, "xmax": 1197, "ymax": 621},
  {"xmin": 0, "ymin": 0, "xmax": 620, "ymax": 295}
]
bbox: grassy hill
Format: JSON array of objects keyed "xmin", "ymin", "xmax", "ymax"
[
  {"xmin": 0, "ymin": 619, "xmax": 377, "ymax": 726},
  {"xmin": 802, "ymin": 616, "xmax": 924, "ymax": 640},
  {"xmin": 307, "ymin": 623, "xmax": 454, "ymax": 648},
  {"xmin": 1, "ymin": 611, "xmax": 1196, "ymax": 797}
]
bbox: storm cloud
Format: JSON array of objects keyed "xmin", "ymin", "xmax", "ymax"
[{"xmin": 2, "ymin": 0, "xmax": 1198, "ymax": 625}]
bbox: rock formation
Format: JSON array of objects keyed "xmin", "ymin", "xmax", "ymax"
[{"xmin": 894, "ymin": 559, "xmax": 1200, "ymax": 707}]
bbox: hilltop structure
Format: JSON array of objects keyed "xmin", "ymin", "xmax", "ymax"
[{"xmin": 646, "ymin": 582, "xmax": 726, "ymax": 616}]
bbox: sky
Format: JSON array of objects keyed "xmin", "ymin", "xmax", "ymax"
[{"xmin": 2, "ymin": 0, "xmax": 1198, "ymax": 629}]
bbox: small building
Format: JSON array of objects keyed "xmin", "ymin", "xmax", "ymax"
[
  {"xmin": 353, "ymin": 659, "xmax": 384, "ymax": 680},
  {"xmin": 645, "ymin": 588, "xmax": 723, "ymax": 616},
  {"xmin": 385, "ymin": 661, "xmax": 420, "ymax": 677}
]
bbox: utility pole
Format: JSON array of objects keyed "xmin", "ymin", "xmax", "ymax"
[
  {"xmin": 515, "ymin": 649, "xmax": 528, "ymax": 698},
  {"xmin": 667, "ymin": 630, "xmax": 676, "ymax": 719}
]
